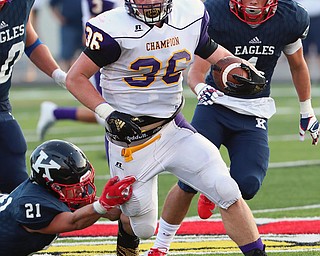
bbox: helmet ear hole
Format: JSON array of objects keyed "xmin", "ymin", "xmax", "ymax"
[{"xmin": 30, "ymin": 140, "xmax": 96, "ymax": 210}]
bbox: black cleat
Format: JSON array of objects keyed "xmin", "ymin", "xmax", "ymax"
[{"xmin": 117, "ymin": 220, "xmax": 140, "ymax": 256}]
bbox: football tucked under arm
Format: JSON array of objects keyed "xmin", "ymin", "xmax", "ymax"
[{"xmin": 212, "ymin": 56, "xmax": 266, "ymax": 96}]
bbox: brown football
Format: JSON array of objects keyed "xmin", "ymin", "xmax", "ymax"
[{"xmin": 212, "ymin": 56, "xmax": 249, "ymax": 92}]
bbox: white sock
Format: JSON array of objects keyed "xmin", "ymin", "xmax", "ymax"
[{"xmin": 153, "ymin": 217, "xmax": 181, "ymax": 251}]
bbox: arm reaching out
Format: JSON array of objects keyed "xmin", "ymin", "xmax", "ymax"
[{"xmin": 24, "ymin": 176, "xmax": 136, "ymax": 234}]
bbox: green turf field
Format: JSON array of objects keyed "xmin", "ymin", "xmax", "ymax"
[{"xmin": 10, "ymin": 83, "xmax": 320, "ymax": 255}]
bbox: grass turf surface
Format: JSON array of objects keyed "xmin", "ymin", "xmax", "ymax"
[{"xmin": 10, "ymin": 83, "xmax": 320, "ymax": 255}]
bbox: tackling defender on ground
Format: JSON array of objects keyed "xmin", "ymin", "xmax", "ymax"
[{"xmin": 0, "ymin": 139, "xmax": 135, "ymax": 255}]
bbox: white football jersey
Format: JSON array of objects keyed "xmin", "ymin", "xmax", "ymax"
[{"xmin": 85, "ymin": 0, "xmax": 208, "ymax": 118}]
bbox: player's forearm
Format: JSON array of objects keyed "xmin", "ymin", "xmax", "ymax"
[
  {"xmin": 26, "ymin": 205, "xmax": 101, "ymax": 234},
  {"xmin": 68, "ymin": 204, "xmax": 102, "ymax": 230},
  {"xmin": 287, "ymin": 48, "xmax": 311, "ymax": 101},
  {"xmin": 66, "ymin": 54, "xmax": 105, "ymax": 111},
  {"xmin": 188, "ymin": 56, "xmax": 211, "ymax": 93},
  {"xmin": 28, "ymin": 44, "xmax": 61, "ymax": 77},
  {"xmin": 291, "ymin": 68, "xmax": 311, "ymax": 102},
  {"xmin": 66, "ymin": 73, "xmax": 105, "ymax": 112}
]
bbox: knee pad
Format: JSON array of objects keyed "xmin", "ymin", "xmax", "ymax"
[
  {"xmin": 238, "ymin": 176, "xmax": 261, "ymax": 200},
  {"xmin": 215, "ymin": 175, "xmax": 241, "ymax": 208},
  {"xmin": 132, "ymin": 223, "xmax": 156, "ymax": 239},
  {"xmin": 129, "ymin": 209, "xmax": 158, "ymax": 239}
]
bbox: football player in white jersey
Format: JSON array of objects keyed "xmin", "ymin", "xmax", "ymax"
[{"xmin": 66, "ymin": 0, "xmax": 268, "ymax": 255}]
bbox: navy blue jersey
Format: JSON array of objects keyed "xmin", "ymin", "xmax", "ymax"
[
  {"xmin": 204, "ymin": 0, "xmax": 309, "ymax": 98},
  {"xmin": 0, "ymin": 0, "xmax": 35, "ymax": 193},
  {"xmin": 0, "ymin": 179, "xmax": 70, "ymax": 256},
  {"xmin": 0, "ymin": 0, "xmax": 34, "ymax": 105},
  {"xmin": 178, "ymin": 0, "xmax": 309, "ymax": 199}
]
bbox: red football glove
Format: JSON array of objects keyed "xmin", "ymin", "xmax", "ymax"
[{"xmin": 93, "ymin": 176, "xmax": 136, "ymax": 214}]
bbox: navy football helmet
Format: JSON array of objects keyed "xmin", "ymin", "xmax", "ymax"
[
  {"xmin": 125, "ymin": 0, "xmax": 173, "ymax": 25},
  {"xmin": 229, "ymin": 0, "xmax": 278, "ymax": 25},
  {"xmin": 30, "ymin": 140, "xmax": 96, "ymax": 211}
]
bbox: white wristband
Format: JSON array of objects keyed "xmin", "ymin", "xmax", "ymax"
[
  {"xmin": 52, "ymin": 69, "xmax": 66, "ymax": 89},
  {"xmin": 94, "ymin": 103, "xmax": 114, "ymax": 120},
  {"xmin": 194, "ymin": 83, "xmax": 207, "ymax": 95},
  {"xmin": 93, "ymin": 201, "xmax": 107, "ymax": 214},
  {"xmin": 299, "ymin": 99, "xmax": 314, "ymax": 115}
]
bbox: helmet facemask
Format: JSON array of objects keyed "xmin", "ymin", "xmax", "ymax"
[
  {"xmin": 229, "ymin": 0, "xmax": 277, "ymax": 25},
  {"xmin": 50, "ymin": 169, "xmax": 96, "ymax": 211},
  {"xmin": 125, "ymin": 0, "xmax": 173, "ymax": 25}
]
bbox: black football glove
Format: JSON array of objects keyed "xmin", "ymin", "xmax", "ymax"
[
  {"xmin": 105, "ymin": 111, "xmax": 142, "ymax": 143},
  {"xmin": 225, "ymin": 63, "xmax": 266, "ymax": 96}
]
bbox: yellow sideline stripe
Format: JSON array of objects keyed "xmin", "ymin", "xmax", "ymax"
[{"xmin": 39, "ymin": 240, "xmax": 320, "ymax": 254}]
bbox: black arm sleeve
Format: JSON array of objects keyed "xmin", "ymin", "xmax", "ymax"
[{"xmin": 195, "ymin": 38, "xmax": 219, "ymax": 59}]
